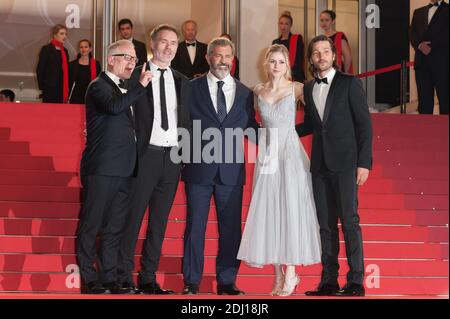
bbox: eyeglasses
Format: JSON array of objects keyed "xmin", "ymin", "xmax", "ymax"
[{"xmin": 112, "ymin": 54, "xmax": 139, "ymax": 64}]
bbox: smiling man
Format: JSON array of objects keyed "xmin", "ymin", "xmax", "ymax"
[
  {"xmin": 181, "ymin": 37, "xmax": 260, "ymax": 296},
  {"xmin": 296, "ymin": 35, "xmax": 373, "ymax": 297},
  {"xmin": 117, "ymin": 24, "xmax": 191, "ymax": 295},
  {"xmin": 77, "ymin": 40, "xmax": 152, "ymax": 294}
]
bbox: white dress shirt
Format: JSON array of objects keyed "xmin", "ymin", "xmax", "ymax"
[
  {"xmin": 429, "ymin": 1, "xmax": 442, "ymax": 23},
  {"xmin": 105, "ymin": 71, "xmax": 127, "ymax": 93},
  {"xmin": 207, "ymin": 71, "xmax": 236, "ymax": 114},
  {"xmin": 148, "ymin": 60, "xmax": 179, "ymax": 147},
  {"xmin": 312, "ymin": 68, "xmax": 337, "ymax": 121},
  {"xmin": 186, "ymin": 41, "xmax": 196, "ymax": 65}
]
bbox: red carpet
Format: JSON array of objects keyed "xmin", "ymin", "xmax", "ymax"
[{"xmin": 0, "ymin": 102, "xmax": 448, "ymax": 297}]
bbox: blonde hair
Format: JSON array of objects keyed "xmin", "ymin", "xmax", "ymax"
[
  {"xmin": 52, "ymin": 24, "xmax": 67, "ymax": 37},
  {"xmin": 279, "ymin": 11, "xmax": 293, "ymax": 25},
  {"xmin": 264, "ymin": 44, "xmax": 292, "ymax": 81}
]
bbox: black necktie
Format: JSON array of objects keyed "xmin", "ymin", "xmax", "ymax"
[
  {"xmin": 186, "ymin": 42, "xmax": 196, "ymax": 47},
  {"xmin": 158, "ymin": 69, "xmax": 169, "ymax": 131},
  {"xmin": 315, "ymin": 77, "xmax": 329, "ymax": 85},
  {"xmin": 217, "ymin": 81, "xmax": 227, "ymax": 123},
  {"xmin": 428, "ymin": 2, "xmax": 439, "ymax": 8},
  {"xmin": 118, "ymin": 79, "xmax": 127, "ymax": 89}
]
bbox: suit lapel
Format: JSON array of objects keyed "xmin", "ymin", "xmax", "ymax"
[
  {"xmin": 100, "ymin": 72, "xmax": 135, "ymax": 127},
  {"xmin": 172, "ymin": 68, "xmax": 182, "ymax": 125},
  {"xmin": 322, "ymin": 71, "xmax": 341, "ymax": 125},
  {"xmin": 193, "ymin": 43, "xmax": 202, "ymax": 67},
  {"xmin": 428, "ymin": 2, "xmax": 446, "ymax": 28},
  {"xmin": 180, "ymin": 43, "xmax": 193, "ymax": 66},
  {"xmin": 305, "ymin": 80, "xmax": 322, "ymax": 125}
]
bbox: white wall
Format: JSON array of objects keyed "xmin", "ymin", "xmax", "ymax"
[
  {"xmin": 240, "ymin": 0, "xmax": 279, "ymax": 88},
  {"xmin": 191, "ymin": 0, "xmax": 223, "ymax": 43}
]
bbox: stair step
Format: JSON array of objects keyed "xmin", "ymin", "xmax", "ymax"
[
  {"xmin": 360, "ymin": 179, "xmax": 448, "ymax": 195},
  {"xmin": 0, "ymin": 236, "xmax": 447, "ymax": 259},
  {"xmin": 0, "ymin": 219, "xmax": 447, "ymax": 243},
  {"xmin": 0, "ymin": 186, "xmax": 80, "ymax": 203},
  {"xmin": 0, "ymin": 273, "xmax": 447, "ymax": 295},
  {"xmin": 0, "ymin": 142, "xmax": 30, "ymax": 155},
  {"xmin": 9, "ymin": 130, "xmax": 85, "ymax": 144},
  {"xmin": 0, "ymin": 254, "xmax": 447, "ymax": 277},
  {"xmin": 0, "ymin": 155, "xmax": 54, "ymax": 170},
  {"xmin": 0, "ymin": 174, "xmax": 446, "ymax": 195},
  {"xmin": 373, "ymin": 140, "xmax": 448, "ymax": 152},
  {"xmin": 0, "ymin": 170, "xmax": 77, "ymax": 186},
  {"xmin": 1, "ymin": 202, "xmax": 447, "ymax": 226},
  {"xmin": 373, "ymin": 150, "xmax": 448, "ymax": 166},
  {"xmin": 0, "ymin": 186, "xmax": 447, "ymax": 209},
  {"xmin": 0, "ymin": 128, "xmax": 10, "ymax": 140},
  {"xmin": 0, "ymin": 202, "xmax": 81, "ymax": 219}
]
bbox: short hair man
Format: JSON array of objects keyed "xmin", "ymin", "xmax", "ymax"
[
  {"xmin": 118, "ymin": 18, "xmax": 148, "ymax": 66},
  {"xmin": 171, "ymin": 20, "xmax": 209, "ymax": 79},
  {"xmin": 0, "ymin": 89, "xmax": 15, "ymax": 102}
]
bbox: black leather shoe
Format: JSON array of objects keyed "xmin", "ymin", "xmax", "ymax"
[
  {"xmin": 103, "ymin": 282, "xmax": 124, "ymax": 294},
  {"xmin": 81, "ymin": 281, "xmax": 111, "ymax": 294},
  {"xmin": 334, "ymin": 284, "xmax": 365, "ymax": 297},
  {"xmin": 139, "ymin": 282, "xmax": 175, "ymax": 295},
  {"xmin": 182, "ymin": 284, "xmax": 199, "ymax": 295},
  {"xmin": 217, "ymin": 284, "xmax": 245, "ymax": 296},
  {"xmin": 305, "ymin": 284, "xmax": 340, "ymax": 296},
  {"xmin": 118, "ymin": 282, "xmax": 142, "ymax": 295}
]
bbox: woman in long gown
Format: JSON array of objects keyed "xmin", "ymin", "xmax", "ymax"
[{"xmin": 237, "ymin": 44, "xmax": 321, "ymax": 297}]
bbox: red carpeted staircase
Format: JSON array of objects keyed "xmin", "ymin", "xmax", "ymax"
[{"xmin": 0, "ymin": 103, "xmax": 448, "ymax": 297}]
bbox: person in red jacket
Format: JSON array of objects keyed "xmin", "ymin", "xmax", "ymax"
[
  {"xmin": 320, "ymin": 10, "xmax": 354, "ymax": 74},
  {"xmin": 272, "ymin": 11, "xmax": 306, "ymax": 83},
  {"xmin": 36, "ymin": 24, "xmax": 70, "ymax": 103}
]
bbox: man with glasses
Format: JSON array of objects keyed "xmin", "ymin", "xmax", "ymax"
[
  {"xmin": 77, "ymin": 39, "xmax": 152, "ymax": 294},
  {"xmin": 117, "ymin": 24, "xmax": 191, "ymax": 295}
]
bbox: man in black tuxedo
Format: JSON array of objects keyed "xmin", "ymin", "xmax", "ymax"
[
  {"xmin": 296, "ymin": 35, "xmax": 372, "ymax": 297},
  {"xmin": 119, "ymin": 18, "xmax": 148, "ymax": 67},
  {"xmin": 172, "ymin": 20, "xmax": 209, "ymax": 79},
  {"xmin": 117, "ymin": 24, "xmax": 191, "ymax": 295},
  {"xmin": 77, "ymin": 40, "xmax": 152, "ymax": 294},
  {"xmin": 181, "ymin": 38, "xmax": 259, "ymax": 296},
  {"xmin": 410, "ymin": 0, "xmax": 449, "ymax": 114}
]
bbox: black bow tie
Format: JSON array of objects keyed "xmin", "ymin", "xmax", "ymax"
[
  {"xmin": 186, "ymin": 42, "xmax": 196, "ymax": 47},
  {"xmin": 428, "ymin": 2, "xmax": 440, "ymax": 8},
  {"xmin": 118, "ymin": 79, "xmax": 128, "ymax": 89},
  {"xmin": 315, "ymin": 77, "xmax": 329, "ymax": 85}
]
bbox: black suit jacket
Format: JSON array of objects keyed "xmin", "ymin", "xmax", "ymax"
[
  {"xmin": 410, "ymin": 2, "xmax": 449, "ymax": 69},
  {"xmin": 296, "ymin": 71, "xmax": 373, "ymax": 173},
  {"xmin": 172, "ymin": 41, "xmax": 209, "ymax": 79},
  {"xmin": 37, "ymin": 43, "xmax": 69, "ymax": 90},
  {"xmin": 132, "ymin": 39, "xmax": 148, "ymax": 67},
  {"xmin": 80, "ymin": 72, "xmax": 146, "ymax": 177},
  {"xmin": 129, "ymin": 63, "xmax": 191, "ymax": 157}
]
